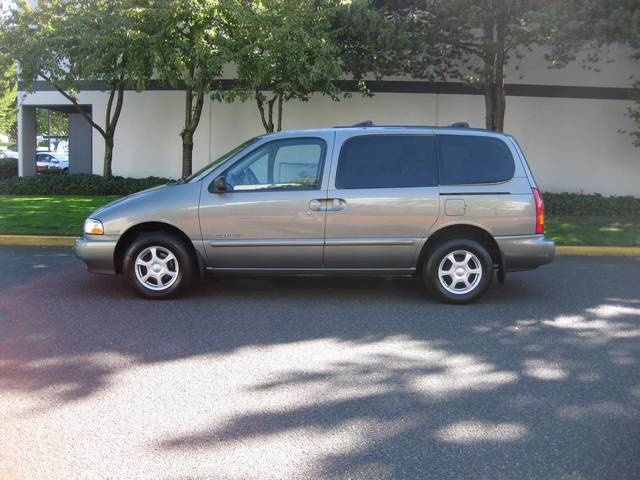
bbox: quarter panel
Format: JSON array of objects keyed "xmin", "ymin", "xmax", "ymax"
[{"xmin": 436, "ymin": 178, "xmax": 536, "ymax": 236}]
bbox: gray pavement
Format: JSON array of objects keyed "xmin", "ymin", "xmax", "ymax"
[{"xmin": 0, "ymin": 246, "xmax": 639, "ymax": 480}]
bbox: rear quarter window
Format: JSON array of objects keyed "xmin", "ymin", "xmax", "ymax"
[{"xmin": 437, "ymin": 135, "xmax": 515, "ymax": 185}]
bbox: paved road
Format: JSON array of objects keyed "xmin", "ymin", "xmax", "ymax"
[{"xmin": 0, "ymin": 246, "xmax": 639, "ymax": 480}]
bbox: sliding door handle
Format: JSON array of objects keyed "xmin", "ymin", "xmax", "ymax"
[
  {"xmin": 309, "ymin": 199, "xmax": 323, "ymax": 211},
  {"xmin": 331, "ymin": 198, "xmax": 346, "ymax": 211}
]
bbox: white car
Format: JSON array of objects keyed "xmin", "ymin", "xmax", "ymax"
[
  {"xmin": 36, "ymin": 152, "xmax": 69, "ymax": 173},
  {"xmin": 0, "ymin": 145, "xmax": 18, "ymax": 159}
]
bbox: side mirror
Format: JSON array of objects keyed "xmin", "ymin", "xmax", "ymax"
[{"xmin": 211, "ymin": 175, "xmax": 228, "ymax": 193}]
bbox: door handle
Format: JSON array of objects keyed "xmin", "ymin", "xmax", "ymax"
[
  {"xmin": 330, "ymin": 198, "xmax": 346, "ymax": 211},
  {"xmin": 309, "ymin": 199, "xmax": 323, "ymax": 211}
]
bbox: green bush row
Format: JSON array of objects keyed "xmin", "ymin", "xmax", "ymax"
[
  {"xmin": 0, "ymin": 173, "xmax": 170, "ymax": 195},
  {"xmin": 543, "ymin": 192, "xmax": 640, "ymax": 216},
  {"xmin": 0, "ymin": 158, "xmax": 18, "ymax": 180},
  {"xmin": 0, "ymin": 173, "xmax": 637, "ymax": 216}
]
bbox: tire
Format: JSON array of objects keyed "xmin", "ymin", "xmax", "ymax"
[
  {"xmin": 423, "ymin": 238, "xmax": 493, "ymax": 304},
  {"xmin": 123, "ymin": 232, "xmax": 194, "ymax": 299}
]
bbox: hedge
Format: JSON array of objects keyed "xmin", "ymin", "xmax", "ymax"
[
  {"xmin": 0, "ymin": 173, "xmax": 638, "ymax": 216},
  {"xmin": 543, "ymin": 192, "xmax": 640, "ymax": 216},
  {"xmin": 0, "ymin": 174, "xmax": 170, "ymax": 196},
  {"xmin": 0, "ymin": 158, "xmax": 18, "ymax": 180}
]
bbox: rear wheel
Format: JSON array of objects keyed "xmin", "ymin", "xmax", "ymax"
[
  {"xmin": 423, "ymin": 239, "xmax": 493, "ymax": 304},
  {"xmin": 123, "ymin": 232, "xmax": 194, "ymax": 299}
]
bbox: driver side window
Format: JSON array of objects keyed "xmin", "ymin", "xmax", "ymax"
[{"xmin": 225, "ymin": 138, "xmax": 325, "ymax": 192}]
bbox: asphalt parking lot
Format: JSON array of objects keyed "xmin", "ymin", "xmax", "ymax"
[{"xmin": 1, "ymin": 246, "xmax": 639, "ymax": 480}]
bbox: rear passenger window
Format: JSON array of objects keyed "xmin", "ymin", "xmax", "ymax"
[
  {"xmin": 336, "ymin": 135, "xmax": 437, "ymax": 189},
  {"xmin": 437, "ymin": 135, "xmax": 515, "ymax": 185}
]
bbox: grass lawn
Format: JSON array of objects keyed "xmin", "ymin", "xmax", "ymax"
[
  {"xmin": 0, "ymin": 195, "xmax": 638, "ymax": 246},
  {"xmin": 546, "ymin": 216, "xmax": 640, "ymax": 247},
  {"xmin": 0, "ymin": 195, "xmax": 117, "ymax": 236}
]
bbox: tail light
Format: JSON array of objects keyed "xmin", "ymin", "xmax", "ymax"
[{"xmin": 532, "ymin": 187, "xmax": 544, "ymax": 234}]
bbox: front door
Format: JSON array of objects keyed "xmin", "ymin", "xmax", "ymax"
[
  {"xmin": 323, "ymin": 132, "xmax": 440, "ymax": 270},
  {"xmin": 199, "ymin": 134, "xmax": 333, "ymax": 270}
]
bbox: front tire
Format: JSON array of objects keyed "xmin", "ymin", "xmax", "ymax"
[
  {"xmin": 423, "ymin": 239, "xmax": 493, "ymax": 304},
  {"xmin": 123, "ymin": 232, "xmax": 194, "ymax": 299}
]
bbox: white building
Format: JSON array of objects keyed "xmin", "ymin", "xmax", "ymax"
[{"xmin": 17, "ymin": 46, "xmax": 640, "ymax": 196}]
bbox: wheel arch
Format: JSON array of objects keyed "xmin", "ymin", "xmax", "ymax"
[
  {"xmin": 114, "ymin": 222, "xmax": 201, "ymax": 275},
  {"xmin": 417, "ymin": 223, "xmax": 503, "ymax": 276}
]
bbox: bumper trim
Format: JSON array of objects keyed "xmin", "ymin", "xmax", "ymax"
[
  {"xmin": 495, "ymin": 234, "xmax": 555, "ymax": 272},
  {"xmin": 74, "ymin": 237, "xmax": 118, "ymax": 275}
]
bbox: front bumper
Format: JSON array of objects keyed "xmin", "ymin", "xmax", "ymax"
[
  {"xmin": 74, "ymin": 237, "xmax": 118, "ymax": 275},
  {"xmin": 495, "ymin": 234, "xmax": 555, "ymax": 272}
]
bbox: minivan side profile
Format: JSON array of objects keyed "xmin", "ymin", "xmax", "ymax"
[{"xmin": 75, "ymin": 123, "xmax": 555, "ymax": 303}]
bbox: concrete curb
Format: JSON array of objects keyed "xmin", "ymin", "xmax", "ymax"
[
  {"xmin": 556, "ymin": 246, "xmax": 640, "ymax": 256},
  {"xmin": 0, "ymin": 235, "xmax": 76, "ymax": 247},
  {"xmin": 0, "ymin": 235, "xmax": 638, "ymax": 256}
]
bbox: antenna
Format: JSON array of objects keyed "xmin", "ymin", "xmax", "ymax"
[{"xmin": 450, "ymin": 122, "xmax": 470, "ymax": 128}]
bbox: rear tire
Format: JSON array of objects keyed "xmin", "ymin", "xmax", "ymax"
[
  {"xmin": 123, "ymin": 232, "xmax": 194, "ymax": 299},
  {"xmin": 423, "ymin": 238, "xmax": 493, "ymax": 304}
]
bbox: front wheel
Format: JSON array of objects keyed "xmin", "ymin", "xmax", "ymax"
[
  {"xmin": 423, "ymin": 239, "xmax": 493, "ymax": 304},
  {"xmin": 123, "ymin": 232, "xmax": 194, "ymax": 299}
]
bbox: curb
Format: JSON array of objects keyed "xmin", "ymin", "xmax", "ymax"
[
  {"xmin": 0, "ymin": 235, "xmax": 639, "ymax": 256},
  {"xmin": 0, "ymin": 235, "xmax": 76, "ymax": 247},
  {"xmin": 556, "ymin": 246, "xmax": 640, "ymax": 256}
]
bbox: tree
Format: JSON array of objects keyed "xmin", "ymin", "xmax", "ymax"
[
  {"xmin": 370, "ymin": 0, "xmax": 559, "ymax": 132},
  {"xmin": 219, "ymin": 0, "xmax": 346, "ymax": 133},
  {"xmin": 150, "ymin": 0, "xmax": 228, "ymax": 177},
  {"xmin": 0, "ymin": 63, "xmax": 17, "ymax": 142},
  {"xmin": 330, "ymin": 0, "xmax": 409, "ymax": 83},
  {"xmin": 538, "ymin": 0, "xmax": 640, "ymax": 146},
  {"xmin": 1, "ymin": 0, "xmax": 154, "ymax": 176}
]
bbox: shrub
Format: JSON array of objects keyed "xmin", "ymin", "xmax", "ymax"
[
  {"xmin": 0, "ymin": 174, "xmax": 171, "ymax": 196},
  {"xmin": 0, "ymin": 158, "xmax": 18, "ymax": 179},
  {"xmin": 544, "ymin": 192, "xmax": 640, "ymax": 216}
]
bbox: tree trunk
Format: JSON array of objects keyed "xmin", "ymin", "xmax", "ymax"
[
  {"xmin": 103, "ymin": 135, "xmax": 114, "ymax": 177},
  {"xmin": 277, "ymin": 94, "xmax": 283, "ymax": 132},
  {"xmin": 256, "ymin": 93, "xmax": 278, "ymax": 133},
  {"xmin": 482, "ymin": 7, "xmax": 506, "ymax": 132},
  {"xmin": 484, "ymin": 76, "xmax": 505, "ymax": 132},
  {"xmin": 180, "ymin": 84, "xmax": 205, "ymax": 178},
  {"xmin": 181, "ymin": 131, "xmax": 194, "ymax": 178}
]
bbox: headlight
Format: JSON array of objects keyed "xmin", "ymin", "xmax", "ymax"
[{"xmin": 84, "ymin": 218, "xmax": 104, "ymax": 235}]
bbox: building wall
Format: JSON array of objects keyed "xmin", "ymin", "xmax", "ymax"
[{"xmin": 18, "ymin": 46, "xmax": 640, "ymax": 196}]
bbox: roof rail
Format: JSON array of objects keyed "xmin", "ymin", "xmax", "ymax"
[
  {"xmin": 450, "ymin": 122, "xmax": 469, "ymax": 128},
  {"xmin": 334, "ymin": 120, "xmax": 374, "ymax": 128}
]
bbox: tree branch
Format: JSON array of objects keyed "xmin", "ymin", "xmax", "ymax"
[
  {"xmin": 39, "ymin": 71, "xmax": 107, "ymax": 138},
  {"xmin": 108, "ymin": 81, "xmax": 125, "ymax": 134},
  {"xmin": 256, "ymin": 92, "xmax": 270, "ymax": 132},
  {"xmin": 105, "ymin": 83, "xmax": 116, "ymax": 133}
]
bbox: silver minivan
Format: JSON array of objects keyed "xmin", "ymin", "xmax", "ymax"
[{"xmin": 75, "ymin": 123, "xmax": 555, "ymax": 303}]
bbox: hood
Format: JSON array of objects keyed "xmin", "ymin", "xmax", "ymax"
[{"xmin": 91, "ymin": 183, "xmax": 171, "ymax": 217}]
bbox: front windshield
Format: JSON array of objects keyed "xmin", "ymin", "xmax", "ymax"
[{"xmin": 186, "ymin": 137, "xmax": 260, "ymax": 183}]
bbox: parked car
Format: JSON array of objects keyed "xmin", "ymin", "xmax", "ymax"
[
  {"xmin": 36, "ymin": 152, "xmax": 69, "ymax": 173},
  {"xmin": 76, "ymin": 123, "xmax": 555, "ymax": 303},
  {"xmin": 0, "ymin": 145, "xmax": 18, "ymax": 159}
]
